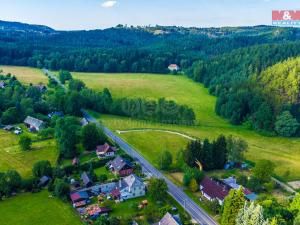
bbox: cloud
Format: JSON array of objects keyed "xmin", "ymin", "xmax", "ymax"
[{"xmin": 102, "ymin": 1, "xmax": 117, "ymax": 8}]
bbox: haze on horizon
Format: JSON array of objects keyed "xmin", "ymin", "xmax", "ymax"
[{"xmin": 1, "ymin": 0, "xmax": 299, "ymax": 30}]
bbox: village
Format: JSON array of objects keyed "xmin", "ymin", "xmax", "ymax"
[{"xmin": 0, "ymin": 67, "xmax": 298, "ymax": 225}]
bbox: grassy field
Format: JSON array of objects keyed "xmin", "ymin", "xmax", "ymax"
[
  {"xmin": 75, "ymin": 72, "xmax": 300, "ymax": 181},
  {"xmin": 0, "ymin": 66, "xmax": 47, "ymax": 85},
  {"xmin": 0, "ymin": 191, "xmax": 82, "ymax": 225},
  {"xmin": 0, "ymin": 130, "xmax": 58, "ymax": 177}
]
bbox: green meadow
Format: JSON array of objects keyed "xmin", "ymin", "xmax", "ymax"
[
  {"xmin": 1, "ymin": 67, "xmax": 298, "ymax": 181},
  {"xmin": 0, "ymin": 129, "xmax": 58, "ymax": 177},
  {"xmin": 0, "ymin": 191, "xmax": 82, "ymax": 225},
  {"xmin": 74, "ymin": 72, "xmax": 300, "ymax": 181},
  {"xmin": 0, "ymin": 66, "xmax": 47, "ymax": 85}
]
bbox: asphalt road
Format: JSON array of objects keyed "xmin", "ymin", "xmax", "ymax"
[
  {"xmin": 43, "ymin": 69, "xmax": 218, "ymax": 225},
  {"xmin": 83, "ymin": 111, "xmax": 218, "ymax": 225}
]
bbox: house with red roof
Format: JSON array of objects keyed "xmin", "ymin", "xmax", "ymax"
[
  {"xmin": 200, "ymin": 176, "xmax": 258, "ymax": 205},
  {"xmin": 200, "ymin": 177, "xmax": 230, "ymax": 205},
  {"xmin": 96, "ymin": 143, "xmax": 117, "ymax": 159},
  {"xmin": 70, "ymin": 191, "xmax": 90, "ymax": 208},
  {"xmin": 168, "ymin": 64, "xmax": 180, "ymax": 71}
]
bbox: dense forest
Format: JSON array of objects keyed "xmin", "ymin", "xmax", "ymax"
[
  {"xmin": 1, "ymin": 20, "xmax": 300, "ymax": 136},
  {"xmin": 0, "ymin": 20, "xmax": 300, "ymax": 73}
]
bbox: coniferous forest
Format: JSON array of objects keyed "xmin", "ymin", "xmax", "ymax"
[{"xmin": 1, "ymin": 20, "xmax": 300, "ymax": 136}]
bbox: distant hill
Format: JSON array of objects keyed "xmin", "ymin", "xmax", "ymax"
[{"xmin": 0, "ymin": 20, "xmax": 55, "ymax": 35}]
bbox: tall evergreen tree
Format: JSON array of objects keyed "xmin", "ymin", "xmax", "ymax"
[
  {"xmin": 213, "ymin": 135, "xmax": 227, "ymax": 169},
  {"xmin": 221, "ymin": 188, "xmax": 245, "ymax": 225}
]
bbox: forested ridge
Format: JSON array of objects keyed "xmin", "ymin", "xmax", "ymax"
[{"xmin": 1, "ymin": 20, "xmax": 300, "ymax": 136}]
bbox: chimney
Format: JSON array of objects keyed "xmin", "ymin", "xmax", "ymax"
[{"xmin": 119, "ymin": 179, "xmax": 122, "ymax": 188}]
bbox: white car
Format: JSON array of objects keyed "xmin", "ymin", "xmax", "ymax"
[{"xmin": 14, "ymin": 130, "xmax": 22, "ymax": 135}]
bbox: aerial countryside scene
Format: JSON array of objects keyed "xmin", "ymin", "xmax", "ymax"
[{"xmin": 0, "ymin": 0, "xmax": 300, "ymax": 225}]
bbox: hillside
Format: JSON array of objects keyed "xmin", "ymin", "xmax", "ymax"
[{"xmin": 254, "ymin": 57, "xmax": 300, "ymax": 104}]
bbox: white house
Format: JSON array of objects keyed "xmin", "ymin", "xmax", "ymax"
[
  {"xmin": 119, "ymin": 174, "xmax": 146, "ymax": 200},
  {"xmin": 168, "ymin": 64, "xmax": 179, "ymax": 71}
]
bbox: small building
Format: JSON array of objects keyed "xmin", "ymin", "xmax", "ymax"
[
  {"xmin": 107, "ymin": 156, "xmax": 133, "ymax": 177},
  {"xmin": 47, "ymin": 111, "xmax": 64, "ymax": 119},
  {"xmin": 3, "ymin": 125, "xmax": 14, "ymax": 131},
  {"xmin": 38, "ymin": 176, "xmax": 50, "ymax": 187},
  {"xmin": 0, "ymin": 81, "xmax": 6, "ymax": 89},
  {"xmin": 153, "ymin": 212, "xmax": 181, "ymax": 225},
  {"xmin": 168, "ymin": 64, "xmax": 179, "ymax": 72},
  {"xmin": 34, "ymin": 84, "xmax": 47, "ymax": 92},
  {"xmin": 85, "ymin": 205, "xmax": 111, "ymax": 219},
  {"xmin": 24, "ymin": 116, "xmax": 45, "ymax": 132},
  {"xmin": 222, "ymin": 177, "xmax": 257, "ymax": 201},
  {"xmin": 119, "ymin": 174, "xmax": 146, "ymax": 200},
  {"xmin": 81, "ymin": 172, "xmax": 92, "ymax": 188},
  {"xmin": 200, "ymin": 177, "xmax": 230, "ymax": 205},
  {"xmin": 80, "ymin": 118, "xmax": 89, "ymax": 127},
  {"xmin": 96, "ymin": 143, "xmax": 117, "ymax": 159},
  {"xmin": 70, "ymin": 191, "xmax": 90, "ymax": 208}
]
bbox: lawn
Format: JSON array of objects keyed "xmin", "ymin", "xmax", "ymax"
[
  {"xmin": 0, "ymin": 130, "xmax": 59, "ymax": 177},
  {"xmin": 0, "ymin": 66, "xmax": 47, "ymax": 85},
  {"xmin": 120, "ymin": 130, "xmax": 189, "ymax": 168},
  {"xmin": 0, "ymin": 191, "xmax": 82, "ymax": 225},
  {"xmin": 76, "ymin": 72, "xmax": 300, "ymax": 181}
]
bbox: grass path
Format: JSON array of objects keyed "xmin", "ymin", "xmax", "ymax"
[{"xmin": 116, "ymin": 129, "xmax": 196, "ymax": 140}]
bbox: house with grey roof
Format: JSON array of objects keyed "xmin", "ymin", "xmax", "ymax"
[
  {"xmin": 81, "ymin": 172, "xmax": 92, "ymax": 188},
  {"xmin": 24, "ymin": 116, "xmax": 45, "ymax": 131},
  {"xmin": 0, "ymin": 81, "xmax": 6, "ymax": 89},
  {"xmin": 118, "ymin": 174, "xmax": 145, "ymax": 200},
  {"xmin": 153, "ymin": 212, "xmax": 181, "ymax": 225},
  {"xmin": 107, "ymin": 156, "xmax": 133, "ymax": 176}
]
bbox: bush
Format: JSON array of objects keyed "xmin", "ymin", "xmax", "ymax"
[{"xmin": 19, "ymin": 135, "xmax": 32, "ymax": 151}]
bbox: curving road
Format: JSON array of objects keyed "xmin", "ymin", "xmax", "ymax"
[
  {"xmin": 83, "ymin": 111, "xmax": 218, "ymax": 225},
  {"xmin": 43, "ymin": 69, "xmax": 218, "ymax": 225}
]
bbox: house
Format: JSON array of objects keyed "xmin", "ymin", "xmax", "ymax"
[
  {"xmin": 81, "ymin": 172, "xmax": 93, "ymax": 188},
  {"xmin": 80, "ymin": 118, "xmax": 89, "ymax": 127},
  {"xmin": 200, "ymin": 176, "xmax": 230, "ymax": 205},
  {"xmin": 153, "ymin": 212, "xmax": 181, "ymax": 225},
  {"xmin": 3, "ymin": 125, "xmax": 14, "ymax": 131},
  {"xmin": 38, "ymin": 176, "xmax": 50, "ymax": 187},
  {"xmin": 118, "ymin": 174, "xmax": 146, "ymax": 200},
  {"xmin": 96, "ymin": 143, "xmax": 117, "ymax": 159},
  {"xmin": 24, "ymin": 116, "xmax": 45, "ymax": 132},
  {"xmin": 222, "ymin": 177, "xmax": 257, "ymax": 201},
  {"xmin": 168, "ymin": 64, "xmax": 179, "ymax": 71},
  {"xmin": 70, "ymin": 191, "xmax": 90, "ymax": 208},
  {"xmin": 0, "ymin": 81, "xmax": 6, "ymax": 89},
  {"xmin": 34, "ymin": 84, "xmax": 47, "ymax": 92},
  {"xmin": 107, "ymin": 156, "xmax": 134, "ymax": 176}
]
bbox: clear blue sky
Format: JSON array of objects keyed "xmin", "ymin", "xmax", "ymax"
[{"xmin": 1, "ymin": 0, "xmax": 299, "ymax": 30}]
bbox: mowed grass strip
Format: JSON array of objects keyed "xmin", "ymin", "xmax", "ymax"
[
  {"xmin": 78, "ymin": 72, "xmax": 300, "ymax": 181},
  {"xmin": 0, "ymin": 66, "xmax": 47, "ymax": 85},
  {"xmin": 0, "ymin": 191, "xmax": 82, "ymax": 225},
  {"xmin": 0, "ymin": 130, "xmax": 58, "ymax": 177}
]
